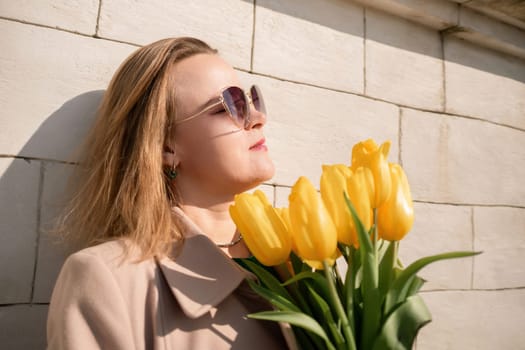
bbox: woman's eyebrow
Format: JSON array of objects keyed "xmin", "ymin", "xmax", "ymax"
[
  {"xmin": 189, "ymin": 96, "xmax": 222, "ymax": 116},
  {"xmin": 198, "ymin": 95, "xmax": 221, "ymax": 110}
]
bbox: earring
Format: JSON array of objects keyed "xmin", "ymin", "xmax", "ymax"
[{"xmin": 166, "ymin": 160, "xmax": 178, "ymax": 180}]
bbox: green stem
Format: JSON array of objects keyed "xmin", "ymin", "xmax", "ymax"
[
  {"xmin": 334, "ymin": 263, "xmax": 344, "ymax": 301},
  {"xmin": 323, "ymin": 260, "xmax": 357, "ymax": 350},
  {"xmin": 275, "ymin": 262, "xmax": 293, "ymax": 281},
  {"xmin": 389, "ymin": 241, "xmax": 398, "ymax": 284},
  {"xmin": 276, "ymin": 262, "xmax": 314, "ymax": 316},
  {"xmin": 344, "ymin": 249, "xmax": 355, "ymax": 335},
  {"xmin": 373, "ymin": 208, "xmax": 378, "ymax": 254}
]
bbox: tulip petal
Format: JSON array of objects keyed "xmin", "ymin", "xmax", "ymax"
[
  {"xmin": 377, "ymin": 164, "xmax": 414, "ymax": 241},
  {"xmin": 289, "ymin": 177, "xmax": 338, "ymax": 264},
  {"xmin": 321, "ymin": 164, "xmax": 355, "ymax": 246},
  {"xmin": 229, "ymin": 191, "xmax": 291, "ymax": 266}
]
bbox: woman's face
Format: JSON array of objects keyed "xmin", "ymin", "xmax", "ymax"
[{"xmin": 167, "ymin": 53, "xmax": 275, "ymax": 198}]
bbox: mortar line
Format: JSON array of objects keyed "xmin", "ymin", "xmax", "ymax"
[
  {"xmin": 269, "ymin": 185, "xmax": 525, "ymax": 209},
  {"xmin": 412, "ymin": 199, "xmax": 524, "ymax": 209},
  {"xmin": 398, "ymin": 107, "xmax": 403, "ymax": 166},
  {"xmin": 440, "ymin": 31, "xmax": 447, "ymax": 113},
  {"xmin": 0, "ymin": 16, "xmax": 97, "ymax": 39},
  {"xmin": 420, "ymin": 286, "xmax": 525, "ymax": 293},
  {"xmin": 2, "ymin": 20, "xmax": 506, "ymax": 131},
  {"xmin": 235, "ymin": 70, "xmax": 525, "ymax": 132},
  {"xmin": 95, "ymin": 0, "xmax": 103, "ymax": 37},
  {"xmin": 470, "ymin": 206, "xmax": 476, "ymax": 289},
  {"xmin": 29, "ymin": 160, "xmax": 45, "ymax": 304},
  {"xmin": 0, "ymin": 155, "xmax": 78, "ymax": 165},
  {"xmin": 0, "ymin": 16, "xmax": 141, "ymax": 48},
  {"xmin": 0, "ymin": 302, "xmax": 50, "ymax": 308},
  {"xmin": 363, "ymin": 6, "xmax": 367, "ymax": 95},
  {"xmin": 250, "ymin": 0, "xmax": 257, "ymax": 72},
  {"xmin": 7, "ymin": 161, "xmax": 515, "ymax": 207}
]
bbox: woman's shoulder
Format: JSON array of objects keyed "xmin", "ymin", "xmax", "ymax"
[{"xmin": 62, "ymin": 239, "xmax": 156, "ymax": 277}]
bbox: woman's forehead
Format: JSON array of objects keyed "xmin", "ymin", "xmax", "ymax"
[{"xmin": 171, "ymin": 53, "xmax": 240, "ymax": 103}]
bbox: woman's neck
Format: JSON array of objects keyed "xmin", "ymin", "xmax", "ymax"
[{"xmin": 180, "ymin": 202, "xmax": 250, "ymax": 258}]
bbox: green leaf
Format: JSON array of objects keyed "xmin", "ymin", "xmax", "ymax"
[
  {"xmin": 344, "ymin": 193, "xmax": 380, "ymax": 350},
  {"xmin": 242, "ymin": 259, "xmax": 293, "ymax": 301},
  {"xmin": 338, "ymin": 243, "xmax": 351, "ymax": 261},
  {"xmin": 372, "ymin": 295, "xmax": 432, "ymax": 350},
  {"xmin": 322, "ymin": 260, "xmax": 358, "ymax": 350},
  {"xmin": 282, "ymin": 271, "xmax": 332, "ymax": 302},
  {"xmin": 385, "ymin": 251, "xmax": 481, "ymax": 313},
  {"xmin": 344, "ymin": 194, "xmax": 373, "ymax": 254},
  {"xmin": 292, "ymin": 326, "xmax": 321, "ymax": 350},
  {"xmin": 378, "ymin": 241, "xmax": 397, "ymax": 299},
  {"xmin": 246, "ymin": 279, "xmax": 301, "ymax": 313},
  {"xmin": 360, "ymin": 250, "xmax": 381, "ymax": 349},
  {"xmin": 304, "ymin": 283, "xmax": 345, "ymax": 348},
  {"xmin": 406, "ymin": 274, "xmax": 426, "ymax": 297},
  {"xmin": 343, "ymin": 247, "xmax": 355, "ymax": 335},
  {"xmin": 290, "ymin": 251, "xmax": 305, "ymax": 275},
  {"xmin": 248, "ymin": 311, "xmax": 336, "ymax": 350}
]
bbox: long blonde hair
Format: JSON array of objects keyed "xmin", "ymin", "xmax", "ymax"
[{"xmin": 57, "ymin": 37, "xmax": 217, "ymax": 259}]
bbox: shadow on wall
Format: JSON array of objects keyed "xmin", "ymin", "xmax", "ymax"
[
  {"xmin": 0, "ymin": 90, "xmax": 103, "ymax": 349},
  {"xmin": 242, "ymin": 0, "xmax": 525, "ymax": 84}
]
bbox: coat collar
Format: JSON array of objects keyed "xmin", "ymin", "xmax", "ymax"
[{"xmin": 156, "ymin": 208, "xmax": 251, "ymax": 319}]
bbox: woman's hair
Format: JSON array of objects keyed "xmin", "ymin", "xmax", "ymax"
[{"xmin": 57, "ymin": 37, "xmax": 217, "ymax": 259}]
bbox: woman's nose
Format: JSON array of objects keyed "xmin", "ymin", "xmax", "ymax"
[{"xmin": 245, "ymin": 102, "xmax": 267, "ymax": 130}]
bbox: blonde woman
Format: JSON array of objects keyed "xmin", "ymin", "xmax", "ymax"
[{"xmin": 47, "ymin": 37, "xmax": 294, "ymax": 349}]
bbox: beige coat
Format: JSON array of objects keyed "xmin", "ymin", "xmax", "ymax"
[{"xmin": 47, "ymin": 211, "xmax": 296, "ymax": 349}]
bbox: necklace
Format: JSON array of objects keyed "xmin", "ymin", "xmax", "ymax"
[{"xmin": 216, "ymin": 234, "xmax": 243, "ymax": 248}]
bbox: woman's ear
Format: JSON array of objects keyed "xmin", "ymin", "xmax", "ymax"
[{"xmin": 162, "ymin": 145, "xmax": 180, "ymax": 169}]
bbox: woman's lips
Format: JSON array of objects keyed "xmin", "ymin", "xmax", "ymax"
[{"xmin": 250, "ymin": 138, "xmax": 268, "ymax": 151}]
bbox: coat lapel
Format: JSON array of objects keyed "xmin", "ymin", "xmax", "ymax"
[{"xmin": 157, "ymin": 209, "xmax": 250, "ymax": 319}]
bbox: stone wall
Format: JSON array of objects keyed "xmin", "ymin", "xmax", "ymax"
[{"xmin": 1, "ymin": 0, "xmax": 524, "ymax": 348}]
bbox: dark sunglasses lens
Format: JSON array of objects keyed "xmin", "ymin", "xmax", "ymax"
[
  {"xmin": 223, "ymin": 86, "xmax": 247, "ymax": 127},
  {"xmin": 251, "ymin": 85, "xmax": 266, "ymax": 114}
]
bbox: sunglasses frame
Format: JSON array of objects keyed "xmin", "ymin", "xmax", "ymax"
[{"xmin": 174, "ymin": 85, "xmax": 264, "ymax": 129}]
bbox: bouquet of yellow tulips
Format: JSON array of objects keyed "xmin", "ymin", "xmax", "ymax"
[{"xmin": 230, "ymin": 139, "xmax": 479, "ymax": 350}]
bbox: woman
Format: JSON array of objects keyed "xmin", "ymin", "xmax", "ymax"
[{"xmin": 47, "ymin": 37, "xmax": 295, "ymax": 349}]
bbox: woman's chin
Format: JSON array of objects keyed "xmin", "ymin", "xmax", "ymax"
[
  {"xmin": 237, "ymin": 162, "xmax": 275, "ymax": 193},
  {"xmin": 257, "ymin": 158, "xmax": 276, "ymax": 182}
]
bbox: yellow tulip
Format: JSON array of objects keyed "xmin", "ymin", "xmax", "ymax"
[
  {"xmin": 351, "ymin": 139, "xmax": 392, "ymax": 208},
  {"xmin": 377, "ymin": 163, "xmax": 414, "ymax": 241},
  {"xmin": 229, "ymin": 190, "xmax": 292, "ymax": 266},
  {"xmin": 275, "ymin": 207, "xmax": 291, "ymax": 232},
  {"xmin": 320, "ymin": 164, "xmax": 357, "ymax": 246},
  {"xmin": 275, "ymin": 206, "xmax": 298, "ymax": 254},
  {"xmin": 346, "ymin": 167, "xmax": 374, "ymax": 246},
  {"xmin": 288, "ymin": 176, "xmax": 338, "ymax": 269}
]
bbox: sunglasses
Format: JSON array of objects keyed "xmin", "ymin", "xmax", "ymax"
[{"xmin": 175, "ymin": 85, "xmax": 266, "ymax": 129}]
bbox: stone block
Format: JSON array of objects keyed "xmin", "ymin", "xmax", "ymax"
[
  {"xmin": 253, "ymin": 0, "xmax": 364, "ymax": 93},
  {"xmin": 417, "ymin": 289, "xmax": 525, "ymax": 349},
  {"xmin": 401, "ymin": 108, "xmax": 525, "ymax": 207},
  {"xmin": 0, "ymin": 304, "xmax": 48, "ymax": 349},
  {"xmin": 399, "ymin": 202, "xmax": 473, "ymax": 290},
  {"xmin": 0, "ymin": 19, "xmax": 135, "ymax": 160},
  {"xmin": 97, "ymin": 0, "xmax": 253, "ymax": 69},
  {"xmin": 365, "ymin": 8, "xmax": 444, "ymax": 111},
  {"xmin": 0, "ymin": 158, "xmax": 40, "ymax": 303},
  {"xmin": 274, "ymin": 185, "xmax": 292, "ymax": 208},
  {"xmin": 444, "ymin": 36, "xmax": 525, "ymax": 130},
  {"xmin": 456, "ymin": 6, "xmax": 525, "ymax": 60},
  {"xmin": 33, "ymin": 162, "xmax": 77, "ymax": 303},
  {"xmin": 238, "ymin": 71, "xmax": 400, "ymax": 187},
  {"xmin": 0, "ymin": 0, "xmax": 98, "ymax": 34},
  {"xmin": 473, "ymin": 206, "xmax": 525, "ymax": 289},
  {"xmin": 353, "ymin": 0, "xmax": 458, "ymax": 30}
]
